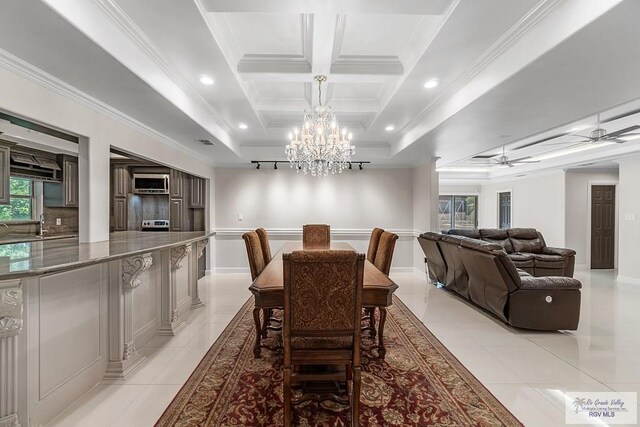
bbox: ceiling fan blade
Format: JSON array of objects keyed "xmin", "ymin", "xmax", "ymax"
[
  {"xmin": 509, "ymin": 155, "xmax": 533, "ymax": 163},
  {"xmin": 542, "ymin": 139, "xmax": 589, "ymax": 146},
  {"xmin": 511, "ymin": 160, "xmax": 541, "ymax": 164},
  {"xmin": 603, "ymin": 125, "xmax": 640, "ymax": 138},
  {"xmin": 507, "ymin": 163, "xmax": 515, "ymax": 168},
  {"xmin": 568, "ymin": 134, "xmax": 593, "ymax": 139},
  {"xmin": 608, "ymin": 138, "xmax": 627, "ymax": 144}
]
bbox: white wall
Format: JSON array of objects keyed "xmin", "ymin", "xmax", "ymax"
[
  {"xmin": 477, "ymin": 171, "xmax": 566, "ymax": 247},
  {"xmin": 214, "ymin": 166, "xmax": 428, "ymax": 272},
  {"xmin": 617, "ymin": 156, "xmax": 640, "ymax": 283},
  {"xmin": 0, "ymin": 57, "xmax": 215, "ymax": 262},
  {"xmin": 565, "ymin": 169, "xmax": 619, "ymax": 266}
]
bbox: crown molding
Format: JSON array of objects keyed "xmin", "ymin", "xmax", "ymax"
[
  {"xmin": 396, "ymin": 0, "xmax": 565, "ymax": 142},
  {"xmin": 0, "ymin": 48, "xmax": 215, "ymax": 166},
  {"xmin": 89, "ymin": 0, "xmax": 236, "ymax": 142}
]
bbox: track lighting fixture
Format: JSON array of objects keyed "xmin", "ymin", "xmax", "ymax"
[
  {"xmin": 255, "ymin": 162, "xmax": 260, "ymax": 170},
  {"xmin": 250, "ymin": 160, "xmax": 369, "ymax": 172},
  {"xmin": 359, "ymin": 163, "xmax": 363, "ymax": 170},
  {"xmin": 348, "ymin": 163, "xmax": 352, "ymax": 170},
  {"xmin": 274, "ymin": 162, "xmax": 278, "ymax": 170}
]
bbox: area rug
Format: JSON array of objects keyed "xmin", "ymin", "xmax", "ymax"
[{"xmin": 156, "ymin": 297, "xmax": 522, "ymax": 426}]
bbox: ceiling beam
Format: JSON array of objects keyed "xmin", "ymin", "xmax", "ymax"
[
  {"xmin": 311, "ymin": 14, "xmax": 337, "ymax": 76},
  {"xmin": 200, "ymin": 0, "xmax": 453, "ymax": 15}
]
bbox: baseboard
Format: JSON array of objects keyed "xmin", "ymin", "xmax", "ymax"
[
  {"xmin": 616, "ymin": 274, "xmax": 640, "ymax": 285},
  {"xmin": 574, "ymin": 263, "xmax": 588, "ymax": 269}
]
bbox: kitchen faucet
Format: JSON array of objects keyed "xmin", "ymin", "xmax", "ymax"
[{"xmin": 39, "ymin": 213, "xmax": 45, "ymax": 236}]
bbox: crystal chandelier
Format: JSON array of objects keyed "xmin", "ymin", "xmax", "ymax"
[{"xmin": 285, "ymin": 75, "xmax": 355, "ymax": 177}]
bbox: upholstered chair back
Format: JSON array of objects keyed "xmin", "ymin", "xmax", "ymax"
[
  {"xmin": 366, "ymin": 228, "xmax": 385, "ymax": 263},
  {"xmin": 373, "ymin": 231, "xmax": 399, "ymax": 276},
  {"xmin": 255, "ymin": 227, "xmax": 272, "ymax": 265},
  {"xmin": 242, "ymin": 231, "xmax": 265, "ymax": 281},
  {"xmin": 283, "ymin": 250, "xmax": 364, "ymax": 345},
  {"xmin": 302, "ymin": 224, "xmax": 330, "ymax": 249}
]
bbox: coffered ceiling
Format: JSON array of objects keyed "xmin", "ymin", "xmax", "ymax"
[{"xmin": 1, "ymin": 0, "xmax": 639, "ymax": 169}]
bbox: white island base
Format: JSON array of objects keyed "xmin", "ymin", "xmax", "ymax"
[{"xmin": 0, "ymin": 234, "xmax": 210, "ymax": 426}]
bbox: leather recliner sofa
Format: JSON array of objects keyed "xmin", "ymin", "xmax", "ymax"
[
  {"xmin": 417, "ymin": 232, "xmax": 582, "ymax": 330},
  {"xmin": 442, "ymin": 228, "xmax": 576, "ymax": 277}
]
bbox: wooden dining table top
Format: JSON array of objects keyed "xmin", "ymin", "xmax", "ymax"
[{"xmin": 249, "ymin": 241, "xmax": 398, "ymax": 297}]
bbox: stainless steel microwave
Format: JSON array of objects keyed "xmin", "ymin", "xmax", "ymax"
[{"xmin": 132, "ymin": 173, "xmax": 169, "ymax": 194}]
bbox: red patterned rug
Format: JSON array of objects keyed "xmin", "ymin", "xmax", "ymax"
[{"xmin": 156, "ymin": 297, "xmax": 522, "ymax": 426}]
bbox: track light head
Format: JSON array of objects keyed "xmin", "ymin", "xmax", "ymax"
[
  {"xmin": 274, "ymin": 162, "xmax": 278, "ymax": 170},
  {"xmin": 348, "ymin": 162, "xmax": 352, "ymax": 170},
  {"xmin": 256, "ymin": 162, "xmax": 260, "ymax": 170},
  {"xmin": 359, "ymin": 163, "xmax": 363, "ymax": 171}
]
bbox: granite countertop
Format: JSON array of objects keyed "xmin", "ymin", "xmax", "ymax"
[{"xmin": 0, "ymin": 231, "xmax": 215, "ymax": 280}]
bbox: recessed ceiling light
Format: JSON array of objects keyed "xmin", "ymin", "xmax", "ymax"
[
  {"xmin": 423, "ymin": 79, "xmax": 439, "ymax": 89},
  {"xmin": 199, "ymin": 75, "xmax": 214, "ymax": 85},
  {"xmin": 238, "ymin": 123, "xmax": 248, "ymax": 130},
  {"xmin": 385, "ymin": 125, "xmax": 395, "ymax": 131}
]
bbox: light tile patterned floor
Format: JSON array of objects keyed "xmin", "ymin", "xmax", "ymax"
[{"xmin": 49, "ymin": 268, "xmax": 640, "ymax": 426}]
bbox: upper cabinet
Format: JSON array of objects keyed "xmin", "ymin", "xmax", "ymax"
[
  {"xmin": 0, "ymin": 141, "xmax": 15, "ymax": 205},
  {"xmin": 189, "ymin": 176, "xmax": 205, "ymax": 209},
  {"xmin": 62, "ymin": 156, "xmax": 78, "ymax": 207},
  {"xmin": 170, "ymin": 169, "xmax": 184, "ymax": 198}
]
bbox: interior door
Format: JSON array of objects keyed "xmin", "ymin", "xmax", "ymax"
[
  {"xmin": 591, "ymin": 185, "xmax": 615, "ymax": 269},
  {"xmin": 498, "ymin": 192, "xmax": 511, "ymax": 229}
]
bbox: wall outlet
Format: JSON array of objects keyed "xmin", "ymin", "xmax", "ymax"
[
  {"xmin": 624, "ymin": 213, "xmax": 637, "ymax": 221},
  {"xmin": 56, "ymin": 218, "xmax": 62, "ymax": 225},
  {"xmin": 237, "ymin": 213, "xmax": 244, "ymax": 222}
]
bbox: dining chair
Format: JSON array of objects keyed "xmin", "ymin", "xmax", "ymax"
[
  {"xmin": 242, "ymin": 231, "xmax": 275, "ymax": 338},
  {"xmin": 364, "ymin": 231, "xmax": 399, "ymax": 339},
  {"xmin": 283, "ymin": 250, "xmax": 364, "ymax": 427},
  {"xmin": 366, "ymin": 228, "xmax": 384, "ymax": 263},
  {"xmin": 373, "ymin": 231, "xmax": 399, "ymax": 276},
  {"xmin": 255, "ymin": 227, "xmax": 280, "ymax": 334},
  {"xmin": 255, "ymin": 227, "xmax": 272, "ymax": 266},
  {"xmin": 302, "ymin": 224, "xmax": 330, "ymax": 249}
]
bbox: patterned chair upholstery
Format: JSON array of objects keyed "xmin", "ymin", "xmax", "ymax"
[
  {"xmin": 242, "ymin": 231, "xmax": 265, "ymax": 281},
  {"xmin": 302, "ymin": 224, "xmax": 330, "ymax": 249},
  {"xmin": 373, "ymin": 231, "xmax": 399, "ymax": 275},
  {"xmin": 255, "ymin": 227, "xmax": 272, "ymax": 266},
  {"xmin": 366, "ymin": 228, "xmax": 385, "ymax": 263},
  {"xmin": 283, "ymin": 250, "xmax": 364, "ymax": 426}
]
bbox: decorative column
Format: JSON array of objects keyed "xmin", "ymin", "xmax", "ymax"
[
  {"xmin": 190, "ymin": 239, "xmax": 209, "ymax": 310},
  {"xmin": 0, "ymin": 279, "xmax": 22, "ymax": 427},
  {"xmin": 158, "ymin": 245, "xmax": 190, "ymax": 336},
  {"xmin": 104, "ymin": 253, "xmax": 152, "ymax": 380}
]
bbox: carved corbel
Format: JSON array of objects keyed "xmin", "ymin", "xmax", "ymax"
[
  {"xmin": 0, "ymin": 283, "xmax": 22, "ymax": 339},
  {"xmin": 196, "ymin": 239, "xmax": 209, "ymax": 259},
  {"xmin": 170, "ymin": 245, "xmax": 192, "ymax": 271},
  {"xmin": 122, "ymin": 253, "xmax": 153, "ymax": 293}
]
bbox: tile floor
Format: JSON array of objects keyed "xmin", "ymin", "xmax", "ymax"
[{"xmin": 49, "ymin": 267, "xmax": 640, "ymax": 426}]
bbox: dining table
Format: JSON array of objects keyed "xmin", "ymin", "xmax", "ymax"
[{"xmin": 248, "ymin": 241, "xmax": 398, "ymax": 359}]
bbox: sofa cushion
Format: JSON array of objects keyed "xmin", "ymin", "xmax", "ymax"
[
  {"xmin": 483, "ymin": 238, "xmax": 514, "ymax": 253},
  {"xmin": 507, "ymin": 228, "xmax": 539, "ymax": 239},
  {"xmin": 509, "ymin": 253, "xmax": 535, "ymax": 268},
  {"xmin": 443, "ymin": 229, "xmax": 481, "ymax": 239},
  {"xmin": 511, "ymin": 237, "xmax": 544, "ymax": 254},
  {"xmin": 532, "ymin": 253, "xmax": 565, "ymax": 268}
]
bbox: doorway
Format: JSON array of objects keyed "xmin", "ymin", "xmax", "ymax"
[
  {"xmin": 498, "ymin": 191, "xmax": 512, "ymax": 229},
  {"xmin": 591, "ymin": 185, "xmax": 615, "ymax": 269}
]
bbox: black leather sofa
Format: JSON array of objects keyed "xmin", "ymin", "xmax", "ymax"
[
  {"xmin": 418, "ymin": 232, "xmax": 582, "ymax": 330},
  {"xmin": 442, "ymin": 228, "xmax": 576, "ymax": 277}
]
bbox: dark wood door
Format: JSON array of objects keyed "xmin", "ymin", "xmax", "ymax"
[{"xmin": 591, "ymin": 185, "xmax": 615, "ymax": 269}]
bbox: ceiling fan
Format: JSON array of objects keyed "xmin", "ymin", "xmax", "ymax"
[
  {"xmin": 473, "ymin": 147, "xmax": 541, "ymax": 168},
  {"xmin": 547, "ymin": 113, "xmax": 640, "ymax": 145}
]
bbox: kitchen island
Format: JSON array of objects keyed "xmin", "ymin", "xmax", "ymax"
[{"xmin": 0, "ymin": 231, "xmax": 214, "ymax": 426}]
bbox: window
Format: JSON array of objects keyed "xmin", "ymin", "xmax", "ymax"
[
  {"xmin": 438, "ymin": 195, "xmax": 478, "ymax": 230},
  {"xmin": 0, "ymin": 177, "xmax": 34, "ymax": 221},
  {"xmin": 498, "ymin": 191, "xmax": 512, "ymax": 229}
]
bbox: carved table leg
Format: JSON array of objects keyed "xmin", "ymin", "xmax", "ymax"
[
  {"xmin": 377, "ymin": 307, "xmax": 388, "ymax": 360},
  {"xmin": 261, "ymin": 308, "xmax": 269, "ymax": 338},
  {"xmin": 253, "ymin": 307, "xmax": 262, "ymax": 358},
  {"xmin": 369, "ymin": 307, "xmax": 377, "ymax": 339}
]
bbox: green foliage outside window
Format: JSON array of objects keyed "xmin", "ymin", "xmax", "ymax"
[{"xmin": 0, "ymin": 177, "xmax": 33, "ymax": 221}]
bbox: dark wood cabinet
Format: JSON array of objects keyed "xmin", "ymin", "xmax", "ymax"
[
  {"xmin": 189, "ymin": 176, "xmax": 205, "ymax": 208},
  {"xmin": 169, "ymin": 198, "xmax": 184, "ymax": 231},
  {"xmin": 113, "ymin": 198, "xmax": 128, "ymax": 231},
  {"xmin": 170, "ymin": 169, "xmax": 184, "ymax": 198},
  {"xmin": 0, "ymin": 142, "xmax": 13, "ymax": 205},
  {"xmin": 112, "ymin": 166, "xmax": 130, "ymax": 198},
  {"xmin": 62, "ymin": 156, "xmax": 79, "ymax": 207}
]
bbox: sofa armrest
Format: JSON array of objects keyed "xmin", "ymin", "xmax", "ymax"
[
  {"xmin": 542, "ymin": 247, "xmax": 576, "ymax": 257},
  {"xmin": 519, "ymin": 276, "xmax": 582, "ymax": 290}
]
